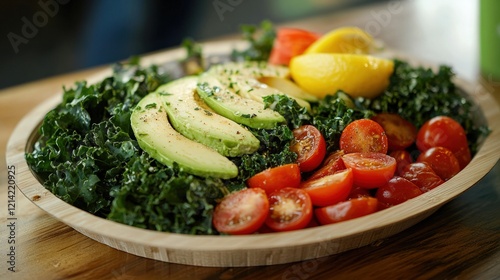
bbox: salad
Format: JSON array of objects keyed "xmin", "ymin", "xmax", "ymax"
[{"xmin": 26, "ymin": 22, "xmax": 489, "ymax": 235}]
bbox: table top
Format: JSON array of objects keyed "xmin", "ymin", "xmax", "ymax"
[{"xmin": 1, "ymin": 0, "xmax": 499, "ymax": 279}]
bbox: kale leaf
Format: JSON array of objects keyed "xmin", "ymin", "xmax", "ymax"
[
  {"xmin": 361, "ymin": 60, "xmax": 490, "ymax": 154},
  {"xmin": 231, "ymin": 20, "xmax": 276, "ymax": 62}
]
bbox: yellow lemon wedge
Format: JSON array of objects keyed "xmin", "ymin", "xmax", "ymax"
[
  {"xmin": 304, "ymin": 27, "xmax": 374, "ymax": 54},
  {"xmin": 289, "ymin": 53, "xmax": 394, "ymax": 99}
]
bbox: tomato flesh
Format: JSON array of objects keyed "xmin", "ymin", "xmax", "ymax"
[
  {"xmin": 342, "ymin": 152, "xmax": 396, "ymax": 189},
  {"xmin": 301, "ymin": 168, "xmax": 353, "ymax": 207},
  {"xmin": 371, "ymin": 113, "xmax": 417, "ymax": 151},
  {"xmin": 266, "ymin": 188, "xmax": 313, "ymax": 232},
  {"xmin": 340, "ymin": 119, "xmax": 389, "ymax": 154},
  {"xmin": 213, "ymin": 188, "xmax": 269, "ymax": 235},
  {"xmin": 247, "ymin": 164, "xmax": 301, "ymax": 195},
  {"xmin": 400, "ymin": 162, "xmax": 444, "ymax": 193},
  {"xmin": 290, "ymin": 125, "xmax": 327, "ymax": 172},
  {"xmin": 416, "ymin": 116, "xmax": 471, "ymax": 169},
  {"xmin": 315, "ymin": 197, "xmax": 378, "ymax": 225},
  {"xmin": 307, "ymin": 150, "xmax": 346, "ymax": 181},
  {"xmin": 417, "ymin": 146, "xmax": 460, "ymax": 181},
  {"xmin": 376, "ymin": 176, "xmax": 423, "ymax": 209},
  {"xmin": 269, "ymin": 28, "xmax": 320, "ymax": 65},
  {"xmin": 389, "ymin": 150, "xmax": 414, "ymax": 176}
]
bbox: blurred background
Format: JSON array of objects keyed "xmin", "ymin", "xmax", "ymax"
[{"xmin": 0, "ymin": 0, "xmax": 387, "ymax": 89}]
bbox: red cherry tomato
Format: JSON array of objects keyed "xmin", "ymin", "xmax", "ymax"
[
  {"xmin": 265, "ymin": 188, "xmax": 313, "ymax": 232},
  {"xmin": 342, "ymin": 152, "xmax": 396, "ymax": 189},
  {"xmin": 290, "ymin": 125, "xmax": 327, "ymax": 172},
  {"xmin": 400, "ymin": 162, "xmax": 444, "ymax": 193},
  {"xmin": 389, "ymin": 150, "xmax": 414, "ymax": 176},
  {"xmin": 416, "ymin": 116, "xmax": 471, "ymax": 169},
  {"xmin": 300, "ymin": 168, "xmax": 353, "ymax": 207},
  {"xmin": 348, "ymin": 185, "xmax": 372, "ymax": 199},
  {"xmin": 371, "ymin": 113, "xmax": 417, "ymax": 151},
  {"xmin": 247, "ymin": 164, "xmax": 301, "ymax": 195},
  {"xmin": 340, "ymin": 119, "xmax": 389, "ymax": 154},
  {"xmin": 376, "ymin": 176, "xmax": 423, "ymax": 209},
  {"xmin": 213, "ymin": 188, "xmax": 269, "ymax": 235},
  {"xmin": 269, "ymin": 28, "xmax": 320, "ymax": 65},
  {"xmin": 454, "ymin": 146, "xmax": 472, "ymax": 170},
  {"xmin": 315, "ymin": 197, "xmax": 378, "ymax": 225},
  {"xmin": 307, "ymin": 150, "xmax": 346, "ymax": 181},
  {"xmin": 417, "ymin": 146, "xmax": 461, "ymax": 181}
]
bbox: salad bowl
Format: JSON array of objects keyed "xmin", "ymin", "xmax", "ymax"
[{"xmin": 6, "ymin": 39, "xmax": 500, "ymax": 267}]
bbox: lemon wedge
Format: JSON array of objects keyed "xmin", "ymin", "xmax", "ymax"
[
  {"xmin": 304, "ymin": 27, "xmax": 374, "ymax": 54},
  {"xmin": 289, "ymin": 53, "xmax": 394, "ymax": 99}
]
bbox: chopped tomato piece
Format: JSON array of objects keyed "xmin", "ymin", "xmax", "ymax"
[
  {"xmin": 213, "ymin": 188, "xmax": 269, "ymax": 235},
  {"xmin": 307, "ymin": 150, "xmax": 346, "ymax": 181},
  {"xmin": 417, "ymin": 146, "xmax": 460, "ymax": 181},
  {"xmin": 269, "ymin": 28, "xmax": 320, "ymax": 65},
  {"xmin": 247, "ymin": 164, "xmax": 301, "ymax": 195},
  {"xmin": 376, "ymin": 176, "xmax": 423, "ymax": 209},
  {"xmin": 266, "ymin": 188, "xmax": 313, "ymax": 232},
  {"xmin": 348, "ymin": 185, "xmax": 372, "ymax": 199},
  {"xmin": 342, "ymin": 152, "xmax": 396, "ymax": 189},
  {"xmin": 416, "ymin": 116, "xmax": 471, "ymax": 169},
  {"xmin": 290, "ymin": 125, "xmax": 327, "ymax": 172},
  {"xmin": 315, "ymin": 197, "xmax": 378, "ymax": 225},
  {"xmin": 371, "ymin": 113, "xmax": 417, "ymax": 151},
  {"xmin": 300, "ymin": 168, "xmax": 353, "ymax": 207},
  {"xmin": 340, "ymin": 119, "xmax": 389, "ymax": 154},
  {"xmin": 389, "ymin": 150, "xmax": 414, "ymax": 176},
  {"xmin": 400, "ymin": 162, "xmax": 444, "ymax": 193}
]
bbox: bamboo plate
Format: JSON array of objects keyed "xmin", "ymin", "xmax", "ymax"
[{"xmin": 6, "ymin": 40, "xmax": 500, "ymax": 267}]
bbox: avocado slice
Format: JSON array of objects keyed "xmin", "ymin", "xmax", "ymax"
[
  {"xmin": 207, "ymin": 61, "xmax": 290, "ymax": 79},
  {"xmin": 197, "ymin": 73, "xmax": 286, "ymax": 129},
  {"xmin": 157, "ymin": 76, "xmax": 260, "ymax": 157},
  {"xmin": 131, "ymin": 92, "xmax": 238, "ymax": 179},
  {"xmin": 207, "ymin": 61, "xmax": 311, "ymax": 110}
]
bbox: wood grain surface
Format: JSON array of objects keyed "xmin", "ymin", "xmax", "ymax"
[{"xmin": 1, "ymin": 0, "xmax": 500, "ymax": 279}]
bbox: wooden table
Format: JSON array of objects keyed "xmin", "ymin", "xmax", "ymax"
[{"xmin": 1, "ymin": 0, "xmax": 499, "ymax": 279}]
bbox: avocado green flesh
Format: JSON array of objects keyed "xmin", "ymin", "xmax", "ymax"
[
  {"xmin": 131, "ymin": 92, "xmax": 238, "ymax": 179},
  {"xmin": 157, "ymin": 76, "xmax": 260, "ymax": 157},
  {"xmin": 207, "ymin": 61, "xmax": 290, "ymax": 79},
  {"xmin": 197, "ymin": 73, "xmax": 285, "ymax": 129},
  {"xmin": 207, "ymin": 62, "xmax": 311, "ymax": 110}
]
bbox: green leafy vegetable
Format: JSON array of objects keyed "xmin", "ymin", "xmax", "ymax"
[
  {"xmin": 231, "ymin": 20, "xmax": 276, "ymax": 62},
  {"xmin": 361, "ymin": 60, "xmax": 490, "ymax": 153},
  {"xmin": 263, "ymin": 94, "xmax": 312, "ymax": 129}
]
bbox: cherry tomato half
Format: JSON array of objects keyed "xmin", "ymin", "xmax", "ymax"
[
  {"xmin": 371, "ymin": 113, "xmax": 417, "ymax": 151},
  {"xmin": 266, "ymin": 188, "xmax": 313, "ymax": 232},
  {"xmin": 269, "ymin": 28, "xmax": 320, "ymax": 65},
  {"xmin": 348, "ymin": 185, "xmax": 372, "ymax": 199},
  {"xmin": 400, "ymin": 162, "xmax": 444, "ymax": 193},
  {"xmin": 290, "ymin": 125, "xmax": 327, "ymax": 172},
  {"xmin": 376, "ymin": 176, "xmax": 423, "ymax": 210},
  {"xmin": 247, "ymin": 164, "xmax": 301, "ymax": 195},
  {"xmin": 340, "ymin": 119, "xmax": 389, "ymax": 154},
  {"xmin": 342, "ymin": 152, "xmax": 396, "ymax": 189},
  {"xmin": 300, "ymin": 168, "xmax": 353, "ymax": 207},
  {"xmin": 416, "ymin": 116, "xmax": 471, "ymax": 169},
  {"xmin": 417, "ymin": 146, "xmax": 460, "ymax": 181},
  {"xmin": 213, "ymin": 188, "xmax": 269, "ymax": 235},
  {"xmin": 315, "ymin": 197, "xmax": 378, "ymax": 225},
  {"xmin": 389, "ymin": 150, "xmax": 414, "ymax": 176},
  {"xmin": 307, "ymin": 150, "xmax": 346, "ymax": 181}
]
